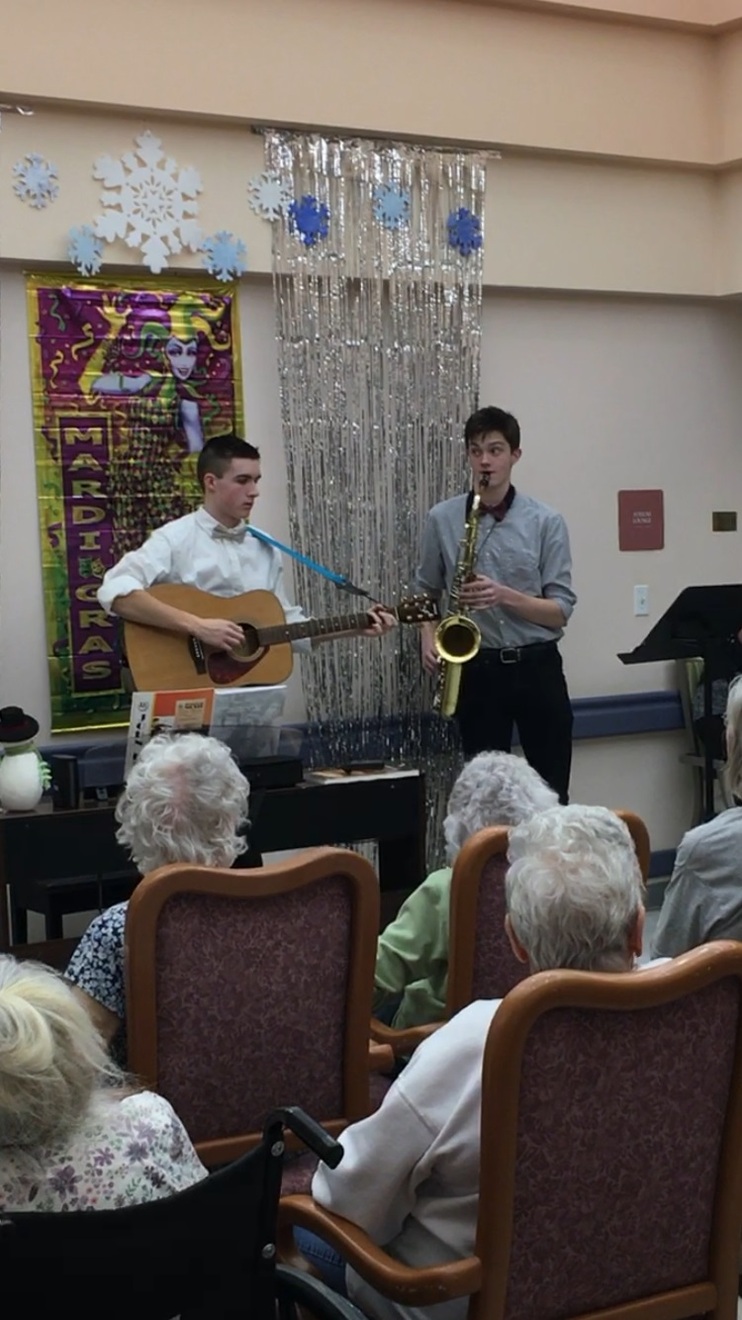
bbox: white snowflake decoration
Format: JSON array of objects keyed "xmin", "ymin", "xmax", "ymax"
[
  {"xmin": 13, "ymin": 153, "xmax": 59, "ymax": 209},
  {"xmin": 201, "ymin": 231, "xmax": 248, "ymax": 281},
  {"xmin": 68, "ymin": 225, "xmax": 104, "ymax": 276},
  {"xmin": 247, "ymin": 170, "xmax": 292, "ymax": 222},
  {"xmin": 92, "ymin": 131, "xmax": 203, "ymax": 274}
]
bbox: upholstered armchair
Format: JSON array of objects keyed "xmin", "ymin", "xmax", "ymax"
[
  {"xmin": 125, "ymin": 846, "xmax": 385, "ymax": 1180},
  {"xmin": 285, "ymin": 942, "xmax": 742, "ymax": 1320}
]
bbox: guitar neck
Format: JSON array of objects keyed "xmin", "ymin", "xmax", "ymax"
[{"xmin": 257, "ymin": 612, "xmax": 376, "ymax": 646}]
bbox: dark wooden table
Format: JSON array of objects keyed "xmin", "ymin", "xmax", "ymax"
[{"xmin": 0, "ymin": 770, "xmax": 426, "ymax": 947}]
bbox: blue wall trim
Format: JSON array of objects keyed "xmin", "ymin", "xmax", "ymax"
[
  {"xmin": 648, "ymin": 848, "xmax": 675, "ymax": 881},
  {"xmin": 38, "ymin": 689, "xmax": 686, "ymax": 789},
  {"xmin": 572, "ymin": 690, "xmax": 683, "ymax": 740}
]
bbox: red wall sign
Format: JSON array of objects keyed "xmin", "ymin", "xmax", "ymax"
[{"xmin": 618, "ymin": 489, "xmax": 664, "ymax": 551}]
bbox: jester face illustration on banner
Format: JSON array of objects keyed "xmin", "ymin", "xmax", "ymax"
[{"xmin": 27, "ymin": 275, "xmax": 244, "ymax": 731}]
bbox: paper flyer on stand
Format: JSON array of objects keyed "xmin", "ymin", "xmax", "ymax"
[{"xmin": 125, "ymin": 685, "xmax": 287, "ymax": 774}]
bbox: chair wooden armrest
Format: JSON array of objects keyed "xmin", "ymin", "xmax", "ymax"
[
  {"xmin": 367, "ymin": 1039, "xmax": 394, "ymax": 1073},
  {"xmin": 369, "ymin": 1016, "xmax": 444, "ymax": 1057},
  {"xmin": 278, "ymin": 1195, "xmax": 482, "ymax": 1307}
]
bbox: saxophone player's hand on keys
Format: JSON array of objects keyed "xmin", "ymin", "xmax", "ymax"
[
  {"xmin": 421, "ymin": 622, "xmax": 440, "ymax": 674},
  {"xmin": 459, "ymin": 574, "xmax": 511, "ymax": 611}
]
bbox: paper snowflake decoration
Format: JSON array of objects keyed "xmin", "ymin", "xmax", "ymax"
[
  {"xmin": 446, "ymin": 207, "xmax": 483, "ymax": 258},
  {"xmin": 68, "ymin": 225, "xmax": 104, "ymax": 276},
  {"xmin": 13, "ymin": 153, "xmax": 59, "ymax": 209},
  {"xmin": 247, "ymin": 170, "xmax": 292, "ymax": 221},
  {"xmin": 201, "ymin": 230, "xmax": 248, "ymax": 281},
  {"xmin": 373, "ymin": 184, "xmax": 410, "ymax": 230},
  {"xmin": 288, "ymin": 194, "xmax": 330, "ymax": 248},
  {"xmin": 92, "ymin": 130, "xmax": 203, "ymax": 274}
]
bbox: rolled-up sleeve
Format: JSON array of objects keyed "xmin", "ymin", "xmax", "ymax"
[
  {"xmin": 263, "ymin": 544, "xmax": 312, "ymax": 652},
  {"xmin": 416, "ymin": 514, "xmax": 445, "ymax": 598},
  {"xmin": 97, "ymin": 532, "xmax": 174, "ymax": 615},
  {"xmin": 541, "ymin": 513, "xmax": 576, "ymax": 622}
]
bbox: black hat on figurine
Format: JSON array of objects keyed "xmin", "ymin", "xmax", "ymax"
[{"xmin": 0, "ymin": 706, "xmax": 40, "ymax": 744}]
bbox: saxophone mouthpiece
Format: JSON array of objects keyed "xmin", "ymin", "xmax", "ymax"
[{"xmin": 479, "ymin": 473, "xmax": 491, "ymax": 491}]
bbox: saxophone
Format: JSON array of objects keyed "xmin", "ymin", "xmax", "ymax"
[{"xmin": 433, "ymin": 473, "xmax": 489, "ymax": 717}]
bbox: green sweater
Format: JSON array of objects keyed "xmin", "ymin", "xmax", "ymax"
[{"xmin": 373, "ymin": 866, "xmax": 451, "ymax": 1029}]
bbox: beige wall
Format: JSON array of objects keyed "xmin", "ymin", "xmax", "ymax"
[
  {"xmin": 487, "ymin": 0, "xmax": 742, "ymax": 25},
  {"xmin": 0, "ymin": 1, "xmax": 718, "ymax": 164}
]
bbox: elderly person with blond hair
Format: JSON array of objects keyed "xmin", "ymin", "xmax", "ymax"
[
  {"xmin": 66, "ymin": 732, "xmax": 250, "ymax": 1049},
  {"xmin": 373, "ymin": 750, "xmax": 558, "ymax": 1030},
  {"xmin": 653, "ymin": 673, "xmax": 742, "ymax": 957},
  {"xmin": 0, "ymin": 956, "xmax": 206, "ymax": 1210},
  {"xmin": 300, "ymin": 805, "xmax": 662, "ymax": 1320}
]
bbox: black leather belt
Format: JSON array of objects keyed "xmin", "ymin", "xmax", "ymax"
[{"xmin": 477, "ymin": 641, "xmax": 558, "ymax": 665}]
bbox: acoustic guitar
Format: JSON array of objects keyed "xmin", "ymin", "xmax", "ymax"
[{"xmin": 123, "ymin": 584, "xmax": 440, "ymax": 691}]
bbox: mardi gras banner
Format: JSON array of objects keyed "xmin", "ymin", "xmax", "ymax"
[{"xmin": 27, "ymin": 274, "xmax": 244, "ymax": 732}]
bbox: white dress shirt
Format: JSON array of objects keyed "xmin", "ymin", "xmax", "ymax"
[{"xmin": 97, "ymin": 507, "xmax": 310, "ymax": 646}]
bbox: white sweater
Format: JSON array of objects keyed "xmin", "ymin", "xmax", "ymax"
[{"xmin": 313, "ymin": 998, "xmax": 498, "ymax": 1320}]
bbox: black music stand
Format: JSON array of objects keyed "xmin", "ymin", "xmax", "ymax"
[{"xmin": 619, "ymin": 585, "xmax": 742, "ymax": 821}]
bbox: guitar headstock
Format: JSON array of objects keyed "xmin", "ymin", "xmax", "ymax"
[{"xmin": 396, "ymin": 594, "xmax": 441, "ymax": 624}]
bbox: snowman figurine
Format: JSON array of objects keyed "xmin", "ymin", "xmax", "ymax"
[{"xmin": 0, "ymin": 706, "xmax": 51, "ymax": 812}]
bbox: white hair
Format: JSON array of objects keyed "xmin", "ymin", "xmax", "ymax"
[
  {"xmin": 115, "ymin": 733, "xmax": 250, "ymax": 875},
  {"xmin": 0, "ymin": 957, "xmax": 123, "ymax": 1150},
  {"xmin": 506, "ymin": 805, "xmax": 644, "ymax": 973},
  {"xmin": 442, "ymin": 752, "xmax": 558, "ymax": 863},
  {"xmin": 725, "ymin": 676, "xmax": 742, "ymax": 800}
]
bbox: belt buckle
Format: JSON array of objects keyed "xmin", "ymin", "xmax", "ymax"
[{"xmin": 500, "ymin": 647, "xmax": 520, "ymax": 664}]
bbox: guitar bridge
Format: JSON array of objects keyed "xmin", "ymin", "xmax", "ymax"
[{"xmin": 188, "ymin": 636, "xmax": 207, "ymax": 674}]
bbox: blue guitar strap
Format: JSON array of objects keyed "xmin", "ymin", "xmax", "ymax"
[{"xmin": 248, "ymin": 526, "xmax": 373, "ymax": 599}]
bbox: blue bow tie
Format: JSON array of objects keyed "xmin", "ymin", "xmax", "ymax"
[{"xmin": 212, "ymin": 523, "xmax": 248, "ymax": 542}]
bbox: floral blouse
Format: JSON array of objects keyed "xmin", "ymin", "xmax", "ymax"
[{"xmin": 0, "ymin": 1090, "xmax": 207, "ymax": 1212}]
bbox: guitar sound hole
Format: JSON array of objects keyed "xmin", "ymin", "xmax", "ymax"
[{"xmin": 233, "ymin": 625, "xmax": 261, "ymax": 661}]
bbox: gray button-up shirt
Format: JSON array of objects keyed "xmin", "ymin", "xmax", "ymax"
[
  {"xmin": 652, "ymin": 807, "xmax": 742, "ymax": 956},
  {"xmin": 416, "ymin": 489, "xmax": 576, "ymax": 649}
]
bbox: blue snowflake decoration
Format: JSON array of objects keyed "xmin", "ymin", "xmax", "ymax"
[
  {"xmin": 373, "ymin": 184, "xmax": 411, "ymax": 231},
  {"xmin": 13, "ymin": 153, "xmax": 59, "ymax": 209},
  {"xmin": 288, "ymin": 194, "xmax": 330, "ymax": 248},
  {"xmin": 201, "ymin": 230, "xmax": 248, "ymax": 281},
  {"xmin": 67, "ymin": 225, "xmax": 104, "ymax": 276},
  {"xmin": 446, "ymin": 207, "xmax": 483, "ymax": 258}
]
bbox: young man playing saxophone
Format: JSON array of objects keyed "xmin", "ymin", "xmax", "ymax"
[{"xmin": 417, "ymin": 406, "xmax": 576, "ymax": 802}]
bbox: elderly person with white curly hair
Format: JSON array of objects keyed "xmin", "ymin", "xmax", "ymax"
[
  {"xmin": 303, "ymin": 804, "xmax": 663, "ymax": 1320},
  {"xmin": 0, "ymin": 955, "xmax": 206, "ymax": 1211},
  {"xmin": 66, "ymin": 732, "xmax": 250, "ymax": 1051},
  {"xmin": 373, "ymin": 750, "xmax": 558, "ymax": 1030}
]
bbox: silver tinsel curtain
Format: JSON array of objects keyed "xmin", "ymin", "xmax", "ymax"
[{"xmin": 265, "ymin": 131, "xmax": 485, "ymax": 867}]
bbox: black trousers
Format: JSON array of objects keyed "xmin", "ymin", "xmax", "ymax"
[{"xmin": 455, "ymin": 644, "xmax": 573, "ymax": 803}]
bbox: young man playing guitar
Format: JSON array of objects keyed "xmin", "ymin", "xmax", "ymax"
[{"xmin": 98, "ymin": 434, "xmax": 396, "ymax": 663}]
